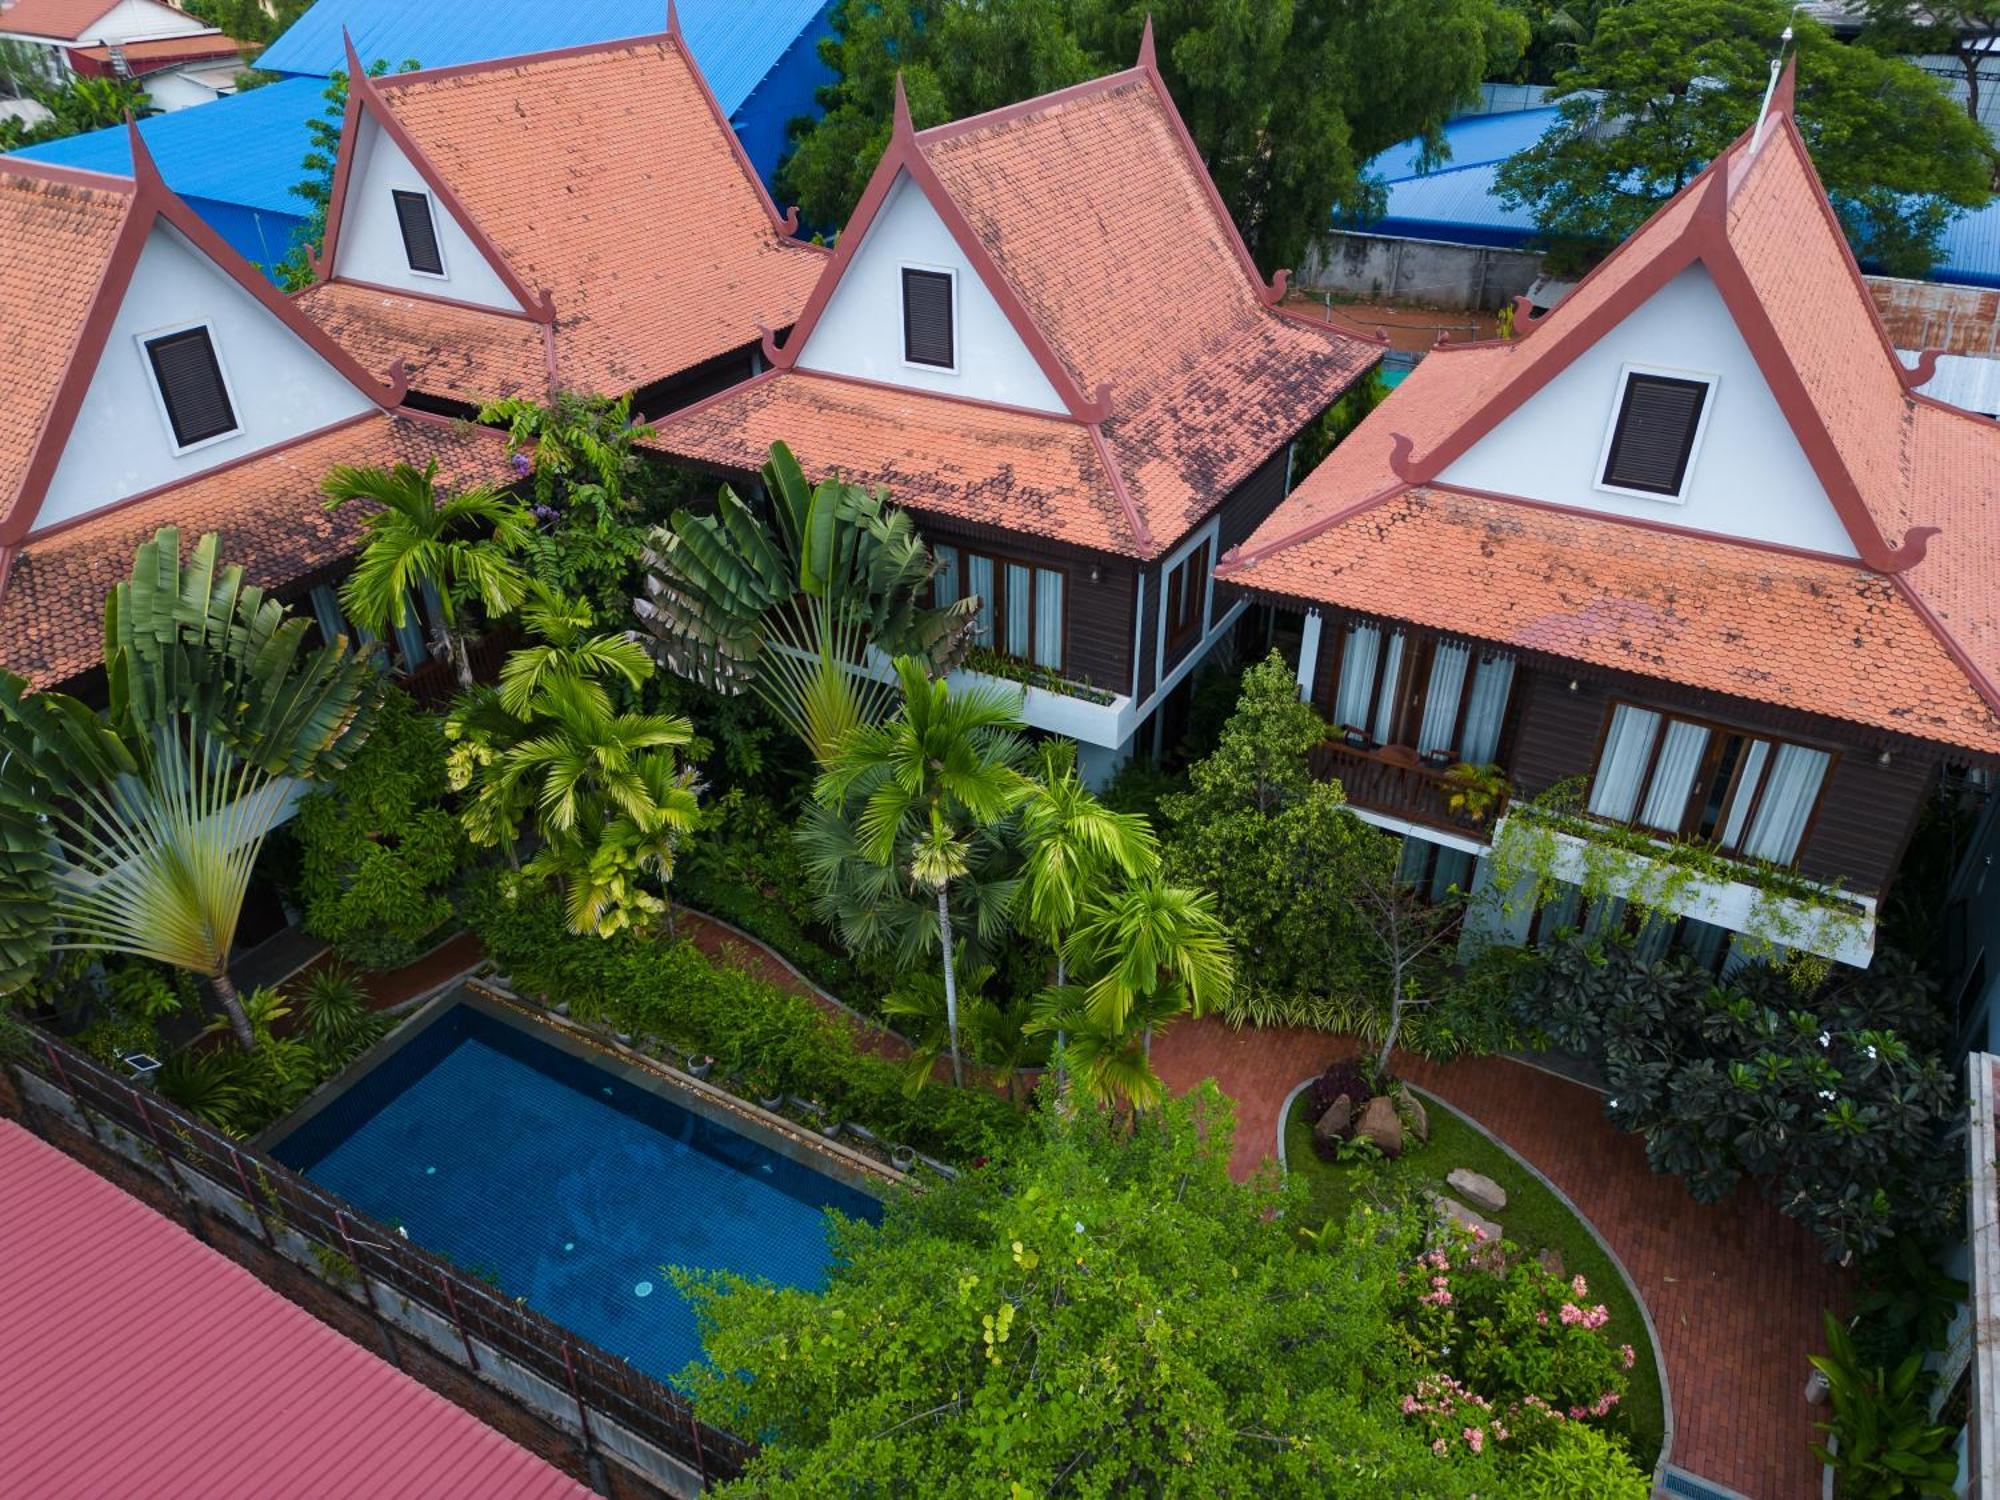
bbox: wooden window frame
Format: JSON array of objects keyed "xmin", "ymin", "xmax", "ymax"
[
  {"xmin": 1584, "ymin": 697, "xmax": 1840, "ymax": 866},
  {"xmin": 1320, "ymin": 623, "xmax": 1512, "ymax": 761},
  {"xmin": 951, "ymin": 547, "xmax": 1069, "ymax": 673},
  {"xmin": 1162, "ymin": 537, "xmax": 1210, "ymax": 656}
]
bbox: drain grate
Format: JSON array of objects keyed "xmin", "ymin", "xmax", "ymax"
[{"xmin": 1661, "ymin": 1467, "xmax": 1753, "ymax": 1500}]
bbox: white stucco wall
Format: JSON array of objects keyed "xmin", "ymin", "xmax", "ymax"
[
  {"xmin": 1439, "ymin": 263, "xmax": 1858, "ymax": 558},
  {"xmin": 329, "ymin": 112, "xmax": 523, "ymax": 311},
  {"xmin": 142, "ymin": 67, "xmax": 230, "ymax": 112},
  {"xmin": 80, "ymin": 0, "xmax": 211, "ymax": 43},
  {"xmin": 36, "ymin": 221, "xmax": 376, "ymax": 533},
  {"xmin": 794, "ymin": 170, "xmax": 1067, "ymax": 413}
]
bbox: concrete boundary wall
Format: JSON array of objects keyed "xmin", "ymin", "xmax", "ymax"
[{"xmin": 1300, "ymin": 229, "xmax": 1546, "ymax": 312}]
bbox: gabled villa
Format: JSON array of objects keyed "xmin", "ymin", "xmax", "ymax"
[
  {"xmin": 292, "ymin": 16, "xmax": 826, "ymax": 417},
  {"xmin": 653, "ymin": 24, "xmax": 1381, "ymax": 777},
  {"xmin": 0, "ymin": 137, "xmax": 509, "ymax": 692},
  {"xmin": 1217, "ymin": 64, "xmax": 2000, "ymax": 969}
]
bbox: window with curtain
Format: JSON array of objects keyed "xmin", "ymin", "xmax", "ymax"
[
  {"xmin": 1416, "ymin": 643, "xmax": 1469, "ymax": 755},
  {"xmin": 1461, "ymin": 656, "xmax": 1515, "ymax": 763},
  {"xmin": 948, "ymin": 548, "xmax": 1067, "ymax": 673},
  {"xmin": 1330, "ymin": 629, "xmax": 1516, "ymax": 760},
  {"xmin": 1588, "ymin": 700, "xmax": 1832, "ymax": 865},
  {"xmin": 1332, "ymin": 624, "xmax": 1380, "ymax": 731},
  {"xmin": 1370, "ymin": 632, "xmax": 1405, "ymax": 743}
]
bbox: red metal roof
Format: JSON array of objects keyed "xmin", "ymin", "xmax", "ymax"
[{"xmin": 0, "ymin": 1119, "xmax": 591, "ymax": 1498}]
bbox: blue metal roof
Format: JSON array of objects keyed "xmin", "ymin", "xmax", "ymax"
[
  {"xmin": 256, "ymin": 0, "xmax": 832, "ymax": 116},
  {"xmin": 1366, "ymin": 106, "xmax": 1563, "ymax": 187},
  {"xmin": 1936, "ymin": 200, "xmax": 2000, "ymax": 288}
]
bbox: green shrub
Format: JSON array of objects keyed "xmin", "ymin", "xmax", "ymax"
[
  {"xmin": 294, "ymin": 966, "xmax": 387, "ymax": 1062},
  {"xmin": 465, "ymin": 871, "xmax": 1021, "ymax": 1162},
  {"xmin": 296, "ymin": 687, "xmax": 466, "ymax": 971},
  {"xmin": 1504, "ymin": 1422, "xmax": 1651, "ymax": 1499}
]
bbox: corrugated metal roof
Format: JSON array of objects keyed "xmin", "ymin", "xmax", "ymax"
[
  {"xmin": 1367, "ymin": 106, "xmax": 1563, "ymax": 185},
  {"xmin": 0, "ymin": 1119, "xmax": 593, "ymax": 1499},
  {"xmin": 1937, "ymin": 201, "xmax": 2000, "ymax": 288},
  {"xmin": 257, "ymin": 0, "xmax": 831, "ymax": 113},
  {"xmin": 11, "ymin": 74, "xmax": 329, "ymax": 216}
]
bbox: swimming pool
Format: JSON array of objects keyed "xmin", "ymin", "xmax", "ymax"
[{"xmin": 270, "ymin": 996, "xmax": 883, "ymax": 1386}]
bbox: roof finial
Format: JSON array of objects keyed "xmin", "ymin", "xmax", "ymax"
[
  {"xmin": 1138, "ymin": 14, "xmax": 1157, "ymax": 70},
  {"xmin": 123, "ymin": 111, "xmax": 163, "ymax": 194},
  {"xmin": 892, "ymin": 71, "xmax": 913, "ymax": 139},
  {"xmin": 1754, "ymin": 24, "xmax": 1797, "ymax": 139},
  {"xmin": 341, "ymin": 26, "xmax": 365, "ymax": 85},
  {"xmin": 665, "ymin": 0, "xmax": 683, "ymax": 42}
]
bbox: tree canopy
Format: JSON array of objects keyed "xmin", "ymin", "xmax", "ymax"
[
  {"xmin": 1493, "ymin": 0, "xmax": 1996, "ymax": 276},
  {"xmin": 780, "ymin": 0, "xmax": 1529, "ymax": 273}
]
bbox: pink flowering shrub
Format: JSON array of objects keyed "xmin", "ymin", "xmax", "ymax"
[{"xmin": 1392, "ymin": 1224, "xmax": 1630, "ymax": 1457}]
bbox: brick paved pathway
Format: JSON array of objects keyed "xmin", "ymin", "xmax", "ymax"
[{"xmin": 1150, "ymin": 1017, "xmax": 1847, "ymax": 1500}]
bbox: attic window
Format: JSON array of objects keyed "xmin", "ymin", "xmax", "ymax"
[
  {"xmin": 393, "ymin": 188, "xmax": 445, "ymax": 276},
  {"xmin": 901, "ymin": 267, "xmax": 955, "ymax": 369},
  {"xmin": 143, "ymin": 326, "xmax": 238, "ymax": 451},
  {"xmin": 1598, "ymin": 370, "xmax": 1712, "ymax": 499}
]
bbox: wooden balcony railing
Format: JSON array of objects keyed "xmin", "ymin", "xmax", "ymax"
[{"xmin": 1307, "ymin": 739, "xmax": 1509, "ymax": 839}]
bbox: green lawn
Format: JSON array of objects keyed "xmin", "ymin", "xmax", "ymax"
[{"xmin": 1283, "ymin": 1087, "xmax": 1667, "ymax": 1470}]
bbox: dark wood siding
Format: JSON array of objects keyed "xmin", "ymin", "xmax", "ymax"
[
  {"xmin": 1214, "ymin": 443, "xmax": 1292, "ymax": 555},
  {"xmin": 919, "ymin": 518, "xmax": 1135, "ymax": 695}
]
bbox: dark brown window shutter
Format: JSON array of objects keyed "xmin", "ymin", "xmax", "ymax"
[
  {"xmin": 393, "ymin": 189, "xmax": 444, "ymax": 275},
  {"xmin": 902, "ymin": 267, "xmax": 954, "ymax": 367},
  {"xmin": 1601, "ymin": 374, "xmax": 1709, "ymax": 496},
  {"xmin": 144, "ymin": 328, "xmax": 237, "ymax": 448}
]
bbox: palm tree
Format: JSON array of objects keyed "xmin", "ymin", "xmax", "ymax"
[
  {"xmin": 323, "ymin": 459, "xmax": 533, "ymax": 686},
  {"xmin": 814, "ymin": 657, "xmax": 1032, "ymax": 1086},
  {"xmin": 0, "ymin": 528, "xmax": 383, "ymax": 1048},
  {"xmin": 637, "ymin": 442, "xmax": 976, "ymax": 763}
]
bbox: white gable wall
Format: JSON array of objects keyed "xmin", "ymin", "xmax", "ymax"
[
  {"xmin": 1438, "ymin": 263, "xmax": 1858, "ymax": 559},
  {"xmin": 79, "ymin": 0, "xmax": 212, "ymax": 43},
  {"xmin": 330, "ymin": 112, "xmax": 523, "ymax": 311},
  {"xmin": 794, "ymin": 171, "xmax": 1067, "ymax": 414},
  {"xmin": 37, "ymin": 221, "xmax": 376, "ymax": 532}
]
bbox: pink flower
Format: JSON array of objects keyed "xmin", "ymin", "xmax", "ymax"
[
  {"xmin": 1590, "ymin": 1392, "xmax": 1621, "ymax": 1418},
  {"xmin": 1463, "ymin": 1427, "xmax": 1485, "ymax": 1454},
  {"xmin": 1571, "ymin": 1274, "xmax": 1589, "ymax": 1298},
  {"xmin": 1583, "ymin": 1305, "xmax": 1610, "ymax": 1330},
  {"xmin": 1472, "ymin": 1226, "xmax": 1489, "ymax": 1242},
  {"xmin": 1491, "ymin": 1422, "xmax": 1509, "ymax": 1442},
  {"xmin": 1620, "ymin": 1344, "xmax": 1637, "ymax": 1369},
  {"xmin": 1535, "ymin": 1310, "xmax": 1549, "ymax": 1326},
  {"xmin": 1568, "ymin": 1405, "xmax": 1587, "ymax": 1421},
  {"xmin": 1402, "ymin": 1394, "xmax": 1420, "ymax": 1414},
  {"xmin": 1432, "ymin": 1438, "xmax": 1449, "ymax": 1457},
  {"xmin": 1559, "ymin": 1303, "xmax": 1585, "ymax": 1325}
]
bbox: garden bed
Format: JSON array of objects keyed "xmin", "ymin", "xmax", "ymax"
[{"xmin": 1283, "ymin": 1083, "xmax": 1667, "ymax": 1470}]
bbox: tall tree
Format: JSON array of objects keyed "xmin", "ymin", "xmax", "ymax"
[
  {"xmin": 782, "ymin": 1, "xmax": 1526, "ymax": 272},
  {"xmin": 0, "ymin": 529, "xmax": 384, "ymax": 1048},
  {"xmin": 1862, "ymin": 3, "xmax": 2000, "ymax": 128},
  {"xmin": 811, "ymin": 658, "xmax": 1033, "ymax": 1086},
  {"xmin": 1494, "ymin": 0, "xmax": 1996, "ymax": 275},
  {"xmin": 324, "ymin": 458, "xmax": 533, "ymax": 688}
]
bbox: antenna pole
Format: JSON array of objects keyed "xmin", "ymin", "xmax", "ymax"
[{"xmin": 1754, "ymin": 18, "xmax": 1797, "ymax": 136}]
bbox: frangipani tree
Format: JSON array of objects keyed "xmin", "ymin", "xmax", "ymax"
[
  {"xmin": 636, "ymin": 441, "xmax": 976, "ymax": 763},
  {"xmin": 0, "ymin": 528, "xmax": 384, "ymax": 1048}
]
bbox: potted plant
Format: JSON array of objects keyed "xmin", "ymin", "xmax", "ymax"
[
  {"xmin": 890, "ymin": 1143, "xmax": 916, "ymax": 1172},
  {"xmin": 1442, "ymin": 762, "xmax": 1510, "ymax": 826},
  {"xmin": 820, "ymin": 1114, "xmax": 845, "ymax": 1141},
  {"xmin": 1420, "ymin": 746, "xmax": 1457, "ymax": 769},
  {"xmin": 744, "ymin": 1066, "xmax": 784, "ymax": 1111},
  {"xmin": 1341, "ymin": 725, "xmax": 1372, "ymax": 750}
]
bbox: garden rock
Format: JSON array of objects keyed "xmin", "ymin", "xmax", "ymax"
[
  {"xmin": 1536, "ymin": 1247, "xmax": 1565, "ymax": 1280},
  {"xmin": 1314, "ymin": 1093, "xmax": 1354, "ymax": 1143},
  {"xmin": 1445, "ymin": 1168, "xmax": 1507, "ymax": 1216},
  {"xmin": 1355, "ymin": 1096, "xmax": 1404, "ymax": 1158},
  {"xmin": 1393, "ymin": 1086, "xmax": 1429, "ymax": 1144},
  {"xmin": 1433, "ymin": 1194, "xmax": 1504, "ymax": 1247}
]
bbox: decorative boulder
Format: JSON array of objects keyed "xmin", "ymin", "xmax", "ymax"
[
  {"xmin": 1433, "ymin": 1194, "xmax": 1503, "ymax": 1246},
  {"xmin": 1536, "ymin": 1246, "xmax": 1566, "ymax": 1280},
  {"xmin": 1393, "ymin": 1086, "xmax": 1430, "ymax": 1145},
  {"xmin": 1311, "ymin": 1094, "xmax": 1354, "ymax": 1160},
  {"xmin": 1355, "ymin": 1095, "xmax": 1405, "ymax": 1158},
  {"xmin": 1446, "ymin": 1167, "xmax": 1507, "ymax": 1216}
]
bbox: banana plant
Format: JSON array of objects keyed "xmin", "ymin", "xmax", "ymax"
[
  {"xmin": 0, "ymin": 528, "xmax": 384, "ymax": 1048},
  {"xmin": 636, "ymin": 442, "xmax": 977, "ymax": 763},
  {"xmin": 1810, "ymin": 1311, "xmax": 1958, "ymax": 1498}
]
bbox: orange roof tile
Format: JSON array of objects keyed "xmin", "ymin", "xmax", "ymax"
[
  {"xmin": 304, "ymin": 34, "xmax": 824, "ymax": 405},
  {"xmin": 1228, "ymin": 76, "xmax": 2000, "ymax": 757},
  {"xmin": 0, "ymin": 0, "xmax": 123, "ymax": 41},
  {"xmin": 295, "ymin": 279, "xmax": 550, "ymax": 408},
  {"xmin": 0, "ymin": 164, "xmax": 132, "ymax": 529},
  {"xmin": 661, "ymin": 52, "xmax": 1377, "ymax": 559},
  {"xmin": 0, "ymin": 414, "xmax": 511, "ymax": 687}
]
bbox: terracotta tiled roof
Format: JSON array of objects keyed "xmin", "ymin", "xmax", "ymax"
[
  {"xmin": 0, "ymin": 0, "xmax": 122, "ymax": 40},
  {"xmin": 69, "ymin": 34, "xmax": 250, "ymax": 74},
  {"xmin": 658, "ymin": 55, "xmax": 1378, "ymax": 559},
  {"xmin": 0, "ymin": 164, "xmax": 131, "ymax": 529},
  {"xmin": 0, "ymin": 414, "xmax": 510, "ymax": 687},
  {"xmin": 296, "ymin": 280, "xmax": 550, "ymax": 407},
  {"xmin": 301, "ymin": 35, "xmax": 824, "ymax": 406},
  {"xmin": 1227, "ymin": 80, "xmax": 2000, "ymax": 757}
]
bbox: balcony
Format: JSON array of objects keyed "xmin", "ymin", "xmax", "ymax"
[{"xmin": 1308, "ymin": 739, "xmax": 1508, "ymax": 844}]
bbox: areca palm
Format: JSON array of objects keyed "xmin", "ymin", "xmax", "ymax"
[
  {"xmin": 0, "ymin": 528, "xmax": 383, "ymax": 1049},
  {"xmin": 637, "ymin": 442, "xmax": 975, "ymax": 762},
  {"xmin": 324, "ymin": 459, "xmax": 533, "ymax": 686},
  {"xmin": 813, "ymin": 657, "xmax": 1032, "ymax": 1086}
]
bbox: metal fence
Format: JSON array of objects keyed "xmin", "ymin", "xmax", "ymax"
[{"xmin": 13, "ymin": 1030, "xmax": 753, "ymax": 1491}]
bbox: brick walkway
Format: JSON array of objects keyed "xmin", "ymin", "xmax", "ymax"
[{"xmin": 1150, "ymin": 1017, "xmax": 1847, "ymax": 1500}]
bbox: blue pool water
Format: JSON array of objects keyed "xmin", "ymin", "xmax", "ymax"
[{"xmin": 272, "ymin": 1003, "xmax": 881, "ymax": 1385}]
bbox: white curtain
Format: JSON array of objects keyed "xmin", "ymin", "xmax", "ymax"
[
  {"xmin": 1742, "ymin": 744, "xmax": 1830, "ymax": 863},
  {"xmin": 1717, "ymin": 739, "xmax": 1771, "ymax": 849},
  {"xmin": 1638, "ymin": 719, "xmax": 1710, "ymax": 833},
  {"xmin": 308, "ymin": 585, "xmax": 346, "ymax": 649},
  {"xmin": 1033, "ymin": 568, "xmax": 1063, "ymax": 670},
  {"xmin": 1370, "ymin": 631, "xmax": 1406, "ymax": 743},
  {"xmin": 392, "ymin": 590, "xmax": 428, "ymax": 672},
  {"xmin": 1460, "ymin": 655, "xmax": 1515, "ymax": 763},
  {"xmin": 1333, "ymin": 624, "xmax": 1380, "ymax": 731},
  {"xmin": 1417, "ymin": 642, "xmax": 1470, "ymax": 755},
  {"xmin": 965, "ymin": 554, "xmax": 994, "ymax": 647},
  {"xmin": 1588, "ymin": 704, "xmax": 1661, "ymax": 822},
  {"xmin": 1005, "ymin": 563, "xmax": 1032, "ymax": 658},
  {"xmin": 932, "ymin": 545, "xmax": 959, "ymax": 608}
]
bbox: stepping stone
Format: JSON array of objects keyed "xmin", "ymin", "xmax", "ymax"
[
  {"xmin": 1446, "ymin": 1167, "xmax": 1507, "ymax": 1216},
  {"xmin": 1432, "ymin": 1194, "xmax": 1503, "ymax": 1245}
]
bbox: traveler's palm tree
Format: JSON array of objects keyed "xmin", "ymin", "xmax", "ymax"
[
  {"xmin": 813, "ymin": 657, "xmax": 1032, "ymax": 1086},
  {"xmin": 0, "ymin": 528, "xmax": 383, "ymax": 1048},
  {"xmin": 324, "ymin": 458, "xmax": 533, "ymax": 686},
  {"xmin": 637, "ymin": 441, "xmax": 976, "ymax": 762}
]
